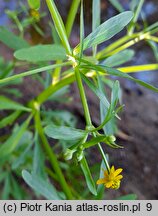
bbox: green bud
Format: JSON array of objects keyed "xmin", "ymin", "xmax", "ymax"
[
  {"xmin": 28, "ymin": 0, "xmax": 40, "ymax": 10},
  {"xmin": 64, "ymin": 149, "xmax": 76, "ymax": 161},
  {"xmin": 107, "ymin": 135, "xmax": 116, "ymax": 143},
  {"xmin": 76, "ymin": 151, "xmax": 84, "ymax": 162}
]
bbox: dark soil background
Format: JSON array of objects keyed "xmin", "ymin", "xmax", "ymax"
[{"xmin": 0, "ymin": 0, "xmax": 158, "ymax": 199}]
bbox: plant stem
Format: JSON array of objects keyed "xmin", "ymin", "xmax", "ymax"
[
  {"xmin": 52, "ymin": 60, "xmax": 62, "ymax": 85},
  {"xmin": 65, "ymin": 0, "xmax": 81, "ymax": 38},
  {"xmin": 74, "ymin": 66, "xmax": 110, "ymax": 172},
  {"xmin": 0, "ymin": 62, "xmax": 70, "ymax": 85},
  {"xmin": 99, "ymin": 33, "xmax": 149, "ymax": 59},
  {"xmin": 75, "ymin": 67, "xmax": 92, "ymax": 126},
  {"xmin": 34, "ymin": 111, "xmax": 73, "ymax": 199},
  {"xmin": 96, "ymin": 34, "xmax": 136, "ymax": 59},
  {"xmin": 118, "ymin": 64, "xmax": 158, "ymax": 73},
  {"xmin": 36, "ymin": 62, "xmax": 158, "ymax": 105},
  {"xmin": 97, "ymin": 143, "xmax": 110, "ymax": 173},
  {"xmin": 37, "ymin": 73, "xmax": 75, "ymax": 104},
  {"xmin": 128, "ymin": 0, "xmax": 144, "ymax": 35},
  {"xmin": 46, "ymin": 0, "xmax": 71, "ymax": 55}
]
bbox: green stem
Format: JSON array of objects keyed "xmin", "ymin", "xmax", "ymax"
[
  {"xmin": 148, "ymin": 35, "xmax": 158, "ymax": 43},
  {"xmin": 46, "ymin": 0, "xmax": 71, "ymax": 54},
  {"xmin": 52, "ymin": 60, "xmax": 62, "ymax": 85},
  {"xmin": 37, "ymin": 73, "xmax": 75, "ymax": 104},
  {"xmin": 74, "ymin": 67, "xmax": 92, "ymax": 126},
  {"xmin": 0, "ymin": 62, "xmax": 70, "ymax": 85},
  {"xmin": 98, "ymin": 32, "xmax": 150, "ymax": 59},
  {"xmin": 128, "ymin": 0, "xmax": 144, "ymax": 35},
  {"xmin": 46, "ymin": 167, "xmax": 58, "ymax": 181},
  {"xmin": 96, "ymin": 34, "xmax": 137, "ymax": 59},
  {"xmin": 118, "ymin": 64, "xmax": 158, "ymax": 73},
  {"xmin": 65, "ymin": 0, "xmax": 81, "ymax": 38},
  {"xmin": 36, "ymin": 62, "xmax": 158, "ymax": 105},
  {"xmin": 34, "ymin": 111, "xmax": 73, "ymax": 199},
  {"xmin": 97, "ymin": 143, "xmax": 110, "ymax": 173}
]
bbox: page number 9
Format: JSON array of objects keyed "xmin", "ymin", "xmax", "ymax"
[{"xmin": 146, "ymin": 203, "xmax": 152, "ymax": 211}]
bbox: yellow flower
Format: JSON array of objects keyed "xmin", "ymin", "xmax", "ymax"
[
  {"xmin": 30, "ymin": 9, "xmax": 40, "ymax": 21},
  {"xmin": 97, "ymin": 166, "xmax": 123, "ymax": 189}
]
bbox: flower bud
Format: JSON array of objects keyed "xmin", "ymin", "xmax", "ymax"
[
  {"xmin": 64, "ymin": 149, "xmax": 76, "ymax": 161},
  {"xmin": 107, "ymin": 135, "xmax": 116, "ymax": 143},
  {"xmin": 76, "ymin": 151, "xmax": 84, "ymax": 162}
]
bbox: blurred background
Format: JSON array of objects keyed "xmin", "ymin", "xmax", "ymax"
[{"xmin": 0, "ymin": 0, "xmax": 158, "ymax": 199}]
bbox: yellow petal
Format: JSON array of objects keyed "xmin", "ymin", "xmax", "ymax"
[
  {"xmin": 115, "ymin": 175, "xmax": 123, "ymax": 181},
  {"xmin": 104, "ymin": 170, "xmax": 109, "ymax": 178},
  {"xmin": 113, "ymin": 168, "xmax": 123, "ymax": 177},
  {"xmin": 97, "ymin": 178, "xmax": 106, "ymax": 185},
  {"xmin": 105, "ymin": 181, "xmax": 113, "ymax": 188},
  {"xmin": 110, "ymin": 166, "xmax": 115, "ymax": 174}
]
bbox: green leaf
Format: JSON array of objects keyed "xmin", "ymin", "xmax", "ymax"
[
  {"xmin": 0, "ymin": 111, "xmax": 21, "ymax": 129},
  {"xmin": 92, "ymin": 0, "xmax": 101, "ymax": 31},
  {"xmin": 128, "ymin": 0, "xmax": 144, "ymax": 34},
  {"xmin": 0, "ymin": 95, "xmax": 31, "ymax": 112},
  {"xmin": 80, "ymin": 157, "xmax": 97, "ymax": 196},
  {"xmin": 42, "ymin": 110, "xmax": 76, "ymax": 127},
  {"xmin": 98, "ymin": 74, "xmax": 117, "ymax": 135},
  {"xmin": 0, "ymin": 116, "xmax": 32, "ymax": 158},
  {"xmin": 65, "ymin": 0, "xmax": 81, "ymax": 38},
  {"xmin": 0, "ymin": 26, "xmax": 29, "ymax": 50},
  {"xmin": 111, "ymin": 80, "xmax": 120, "ymax": 108},
  {"xmin": 2, "ymin": 88, "xmax": 23, "ymax": 98},
  {"xmin": 96, "ymin": 160, "xmax": 107, "ymax": 199},
  {"xmin": 100, "ymin": 65, "xmax": 158, "ymax": 93},
  {"xmin": 22, "ymin": 170, "xmax": 60, "ymax": 200},
  {"xmin": 109, "ymin": 0, "xmax": 124, "ymax": 12},
  {"xmin": 130, "ymin": 0, "xmax": 138, "ymax": 11},
  {"xmin": 83, "ymin": 136, "xmax": 107, "ymax": 149},
  {"xmin": 11, "ymin": 138, "xmax": 33, "ymax": 170},
  {"xmin": 147, "ymin": 40, "xmax": 158, "ymax": 62},
  {"xmin": 83, "ymin": 62, "xmax": 158, "ymax": 93},
  {"xmin": 74, "ymin": 11, "xmax": 133, "ymax": 54},
  {"xmin": 117, "ymin": 194, "xmax": 137, "ymax": 200},
  {"xmin": 46, "ymin": 0, "xmax": 71, "ymax": 54},
  {"xmin": 81, "ymin": 73, "xmax": 121, "ymax": 132},
  {"xmin": 0, "ymin": 62, "xmax": 70, "ymax": 85},
  {"xmin": 79, "ymin": 0, "xmax": 84, "ymax": 61},
  {"xmin": 14, "ymin": 45, "xmax": 67, "ymax": 63},
  {"xmin": 2, "ymin": 173, "xmax": 11, "ymax": 199},
  {"xmin": 28, "ymin": 0, "xmax": 40, "ymax": 10},
  {"xmin": 0, "ymin": 172, "xmax": 7, "ymax": 183},
  {"xmin": 103, "ymin": 49, "xmax": 135, "ymax": 67},
  {"xmin": 81, "ymin": 73, "xmax": 110, "ymax": 108},
  {"xmin": 33, "ymin": 134, "xmax": 46, "ymax": 178},
  {"xmin": 11, "ymin": 176, "xmax": 25, "ymax": 199},
  {"xmin": 44, "ymin": 124, "xmax": 87, "ymax": 141}
]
